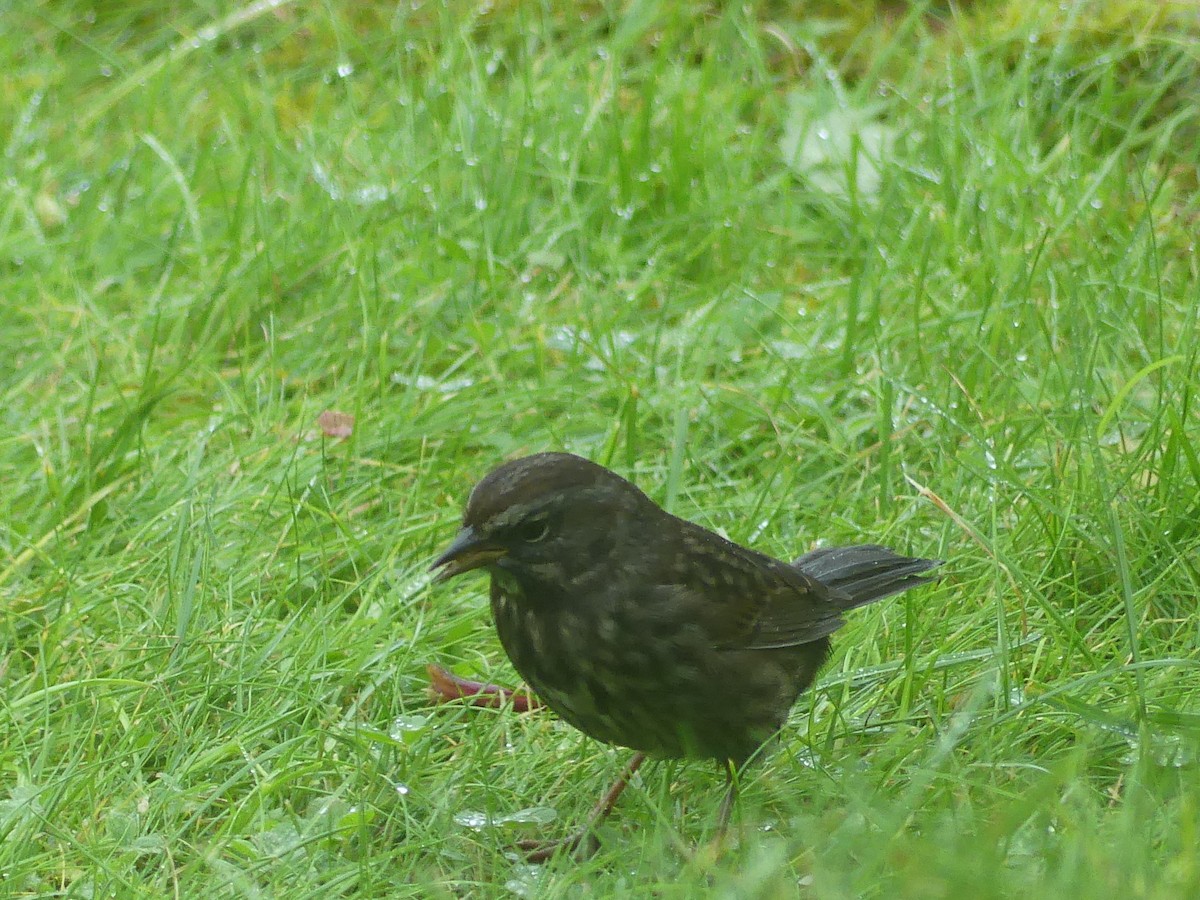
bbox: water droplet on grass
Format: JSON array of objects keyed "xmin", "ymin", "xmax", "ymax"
[
  {"xmin": 389, "ymin": 714, "xmax": 430, "ymax": 743},
  {"xmin": 454, "ymin": 807, "xmax": 558, "ymax": 831}
]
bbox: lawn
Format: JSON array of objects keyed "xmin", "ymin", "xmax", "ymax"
[{"xmin": 2, "ymin": 1, "xmax": 1199, "ymax": 896}]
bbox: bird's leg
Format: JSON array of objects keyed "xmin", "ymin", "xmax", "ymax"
[
  {"xmin": 715, "ymin": 759, "xmax": 738, "ymax": 839},
  {"xmin": 685, "ymin": 762, "xmax": 741, "ymax": 866},
  {"xmin": 516, "ymin": 751, "xmax": 648, "ymax": 862},
  {"xmin": 426, "ymin": 663, "xmax": 540, "ymax": 712}
]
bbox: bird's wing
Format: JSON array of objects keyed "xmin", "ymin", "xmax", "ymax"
[{"xmin": 672, "ymin": 522, "xmax": 852, "ymax": 650}]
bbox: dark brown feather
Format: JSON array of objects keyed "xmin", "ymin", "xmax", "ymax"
[{"xmin": 432, "ymin": 452, "xmax": 941, "ymax": 766}]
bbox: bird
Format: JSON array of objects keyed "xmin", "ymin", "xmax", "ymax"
[{"xmin": 430, "ymin": 452, "xmax": 940, "ymax": 859}]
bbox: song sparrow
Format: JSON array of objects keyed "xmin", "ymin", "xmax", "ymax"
[{"xmin": 431, "ymin": 452, "xmax": 939, "ymax": 859}]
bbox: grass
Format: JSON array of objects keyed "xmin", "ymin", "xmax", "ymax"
[{"xmin": 2, "ymin": 0, "xmax": 1199, "ymax": 895}]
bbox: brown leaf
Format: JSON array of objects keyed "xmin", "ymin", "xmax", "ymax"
[
  {"xmin": 317, "ymin": 409, "xmax": 354, "ymax": 439},
  {"xmin": 426, "ymin": 663, "xmax": 541, "ymax": 713}
]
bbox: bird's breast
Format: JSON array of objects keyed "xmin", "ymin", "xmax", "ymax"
[{"xmin": 487, "ymin": 576, "xmax": 734, "ymax": 758}]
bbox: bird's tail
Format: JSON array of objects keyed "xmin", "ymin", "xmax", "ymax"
[{"xmin": 794, "ymin": 544, "xmax": 941, "ymax": 610}]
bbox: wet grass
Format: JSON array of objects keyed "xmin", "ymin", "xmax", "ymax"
[{"xmin": 2, "ymin": 1, "xmax": 1199, "ymax": 896}]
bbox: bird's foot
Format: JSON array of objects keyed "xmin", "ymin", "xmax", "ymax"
[{"xmin": 510, "ymin": 752, "xmax": 648, "ymax": 864}]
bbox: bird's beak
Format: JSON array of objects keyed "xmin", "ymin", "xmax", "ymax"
[{"xmin": 430, "ymin": 526, "xmax": 506, "ymax": 583}]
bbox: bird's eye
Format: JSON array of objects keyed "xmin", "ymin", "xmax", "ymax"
[{"xmin": 514, "ymin": 517, "xmax": 551, "ymax": 543}]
